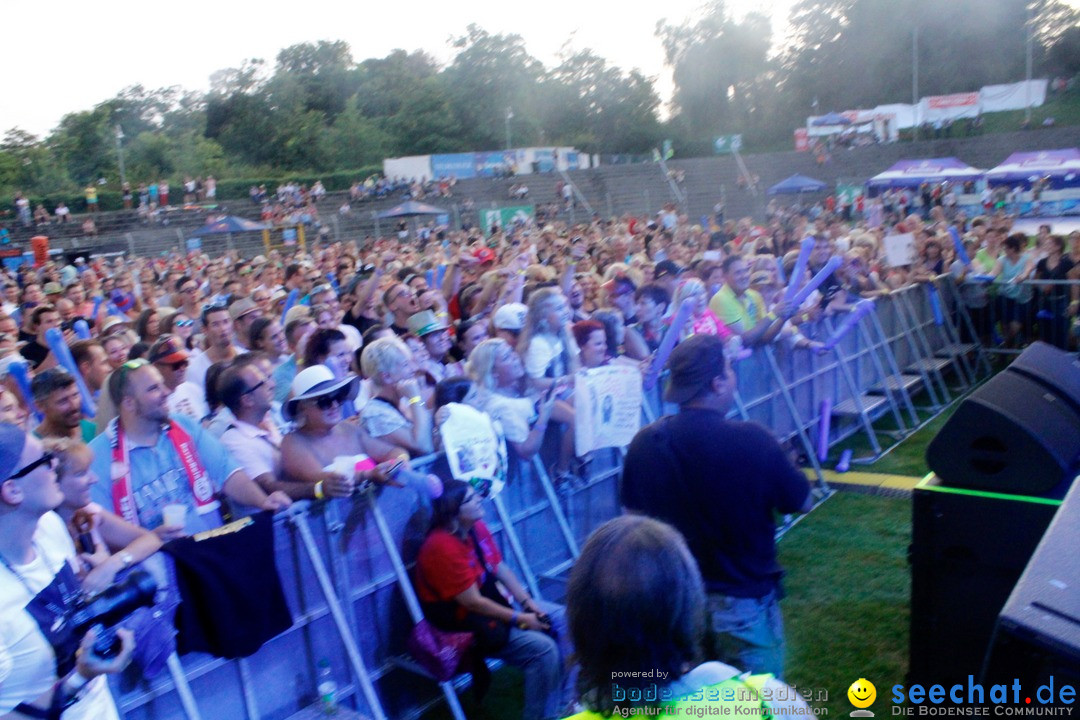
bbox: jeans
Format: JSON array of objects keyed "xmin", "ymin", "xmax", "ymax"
[
  {"xmin": 706, "ymin": 590, "xmax": 785, "ymax": 680},
  {"xmin": 496, "ymin": 600, "xmax": 576, "ymax": 720}
]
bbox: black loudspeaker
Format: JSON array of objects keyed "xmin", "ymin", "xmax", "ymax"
[
  {"xmin": 909, "ymin": 476, "xmax": 1061, "ymax": 688},
  {"xmin": 926, "ymin": 352, "xmax": 1080, "ymax": 496},
  {"xmin": 982, "ymin": 478, "xmax": 1080, "ymax": 689},
  {"xmin": 1009, "ymin": 341, "xmax": 1080, "ymax": 415}
]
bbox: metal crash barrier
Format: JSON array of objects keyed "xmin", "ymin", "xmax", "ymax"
[{"xmin": 113, "ymin": 283, "xmax": 982, "ymax": 719}]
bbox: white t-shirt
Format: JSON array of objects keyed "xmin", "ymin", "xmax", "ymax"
[
  {"xmin": 168, "ymin": 382, "xmax": 209, "ymax": 421},
  {"xmin": 185, "ymin": 347, "xmax": 242, "ymax": 391},
  {"xmin": 0, "ymin": 513, "xmax": 119, "ymax": 718},
  {"xmin": 480, "ymin": 393, "xmax": 536, "ymax": 444},
  {"xmin": 523, "ymin": 334, "xmax": 564, "ymax": 379}
]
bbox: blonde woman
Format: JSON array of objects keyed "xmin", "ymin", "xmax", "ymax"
[
  {"xmin": 670, "ymin": 278, "xmax": 734, "ymax": 341},
  {"xmin": 358, "ymin": 337, "xmax": 434, "ymax": 455},
  {"xmin": 467, "ymin": 338, "xmax": 577, "ymax": 480},
  {"xmin": 516, "ymin": 287, "xmax": 578, "ymax": 392}
]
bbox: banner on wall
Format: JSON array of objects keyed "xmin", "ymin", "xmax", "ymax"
[
  {"xmin": 479, "ymin": 205, "xmax": 535, "ymax": 235},
  {"xmin": 714, "ymin": 134, "xmax": 744, "ymax": 154},
  {"xmin": 534, "ymin": 149, "xmax": 555, "ymax": 173},
  {"xmin": 794, "ymin": 129, "xmax": 810, "ymax": 152},
  {"xmin": 836, "ymin": 182, "xmax": 863, "ymax": 205},
  {"xmin": 919, "ymin": 92, "xmax": 980, "ymax": 123},
  {"xmin": 475, "ymin": 151, "xmax": 516, "ymax": 177},
  {"xmin": 431, "ymin": 153, "xmax": 477, "ymax": 180}
]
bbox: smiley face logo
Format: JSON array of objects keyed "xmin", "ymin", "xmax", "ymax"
[{"xmin": 848, "ymin": 678, "xmax": 876, "ymax": 715}]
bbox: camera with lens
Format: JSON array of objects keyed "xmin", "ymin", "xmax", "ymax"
[{"xmin": 64, "ymin": 570, "xmax": 157, "ymax": 660}]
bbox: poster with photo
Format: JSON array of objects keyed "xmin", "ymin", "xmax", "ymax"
[
  {"xmin": 439, "ymin": 403, "xmax": 507, "ymax": 496},
  {"xmin": 574, "ymin": 366, "xmax": 643, "ymax": 455}
]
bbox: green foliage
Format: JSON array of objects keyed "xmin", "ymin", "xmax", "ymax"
[{"xmin": 658, "ymin": 2, "xmax": 773, "ymax": 147}]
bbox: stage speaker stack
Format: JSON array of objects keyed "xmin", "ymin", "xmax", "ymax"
[
  {"xmin": 982, "ymin": 476, "xmax": 1080, "ymax": 691},
  {"xmin": 911, "ymin": 343, "xmax": 1080, "ymax": 688},
  {"xmin": 909, "ymin": 475, "xmax": 1061, "ymax": 687},
  {"xmin": 926, "ymin": 341, "xmax": 1080, "ymax": 497}
]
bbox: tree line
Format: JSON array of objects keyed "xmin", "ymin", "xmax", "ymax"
[{"xmin": 3, "ymin": 0, "xmax": 1079, "ymax": 202}]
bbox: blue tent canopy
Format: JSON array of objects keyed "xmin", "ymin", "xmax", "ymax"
[
  {"xmin": 376, "ymin": 200, "xmax": 449, "ymax": 219},
  {"xmin": 767, "ymin": 174, "xmax": 829, "ymax": 195},
  {"xmin": 187, "ymin": 216, "xmax": 267, "ymax": 237}
]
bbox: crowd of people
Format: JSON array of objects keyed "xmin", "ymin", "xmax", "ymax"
[{"xmin": 0, "ymin": 195, "xmax": 1077, "ymax": 719}]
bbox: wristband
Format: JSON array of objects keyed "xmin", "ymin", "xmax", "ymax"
[
  {"xmin": 408, "ymin": 395, "xmax": 423, "ymax": 406},
  {"xmin": 510, "ymin": 611, "xmax": 519, "ymax": 627},
  {"xmin": 313, "ymin": 481, "xmax": 325, "ymax": 500},
  {"xmin": 61, "ymin": 671, "xmax": 91, "ymax": 697}
]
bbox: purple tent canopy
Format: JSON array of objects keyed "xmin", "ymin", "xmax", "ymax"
[
  {"xmin": 866, "ymin": 157, "xmax": 984, "ymax": 191},
  {"xmin": 985, "ymin": 149, "xmax": 1080, "ymax": 188}
]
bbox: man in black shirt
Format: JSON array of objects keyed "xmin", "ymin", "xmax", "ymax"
[
  {"xmin": 384, "ymin": 282, "xmax": 419, "ymax": 336},
  {"xmin": 19, "ymin": 305, "xmax": 60, "ymax": 370},
  {"xmin": 622, "ymin": 334, "xmax": 812, "ymax": 680}
]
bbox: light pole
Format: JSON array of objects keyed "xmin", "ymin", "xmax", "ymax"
[
  {"xmin": 505, "ymin": 107, "xmax": 513, "ymax": 151},
  {"xmin": 114, "ymin": 125, "xmax": 127, "ymax": 187},
  {"xmin": 1025, "ymin": 3, "xmax": 1033, "ymax": 124},
  {"xmin": 912, "ymin": 25, "xmax": 919, "ymax": 142}
]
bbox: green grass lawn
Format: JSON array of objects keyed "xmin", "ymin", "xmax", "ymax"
[{"xmin": 781, "ymin": 492, "xmax": 912, "ymax": 717}]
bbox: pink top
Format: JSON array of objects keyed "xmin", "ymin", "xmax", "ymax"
[{"xmin": 677, "ymin": 309, "xmax": 733, "ymax": 341}]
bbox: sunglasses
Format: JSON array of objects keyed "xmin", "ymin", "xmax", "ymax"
[
  {"xmin": 175, "ymin": 319, "xmax": 194, "ymax": 328},
  {"xmin": 9, "ymin": 452, "xmax": 56, "ymax": 481},
  {"xmin": 170, "ymin": 360, "xmax": 189, "ymax": 371},
  {"xmin": 314, "ymin": 389, "xmax": 349, "ymax": 410}
]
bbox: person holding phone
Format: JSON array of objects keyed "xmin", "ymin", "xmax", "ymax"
[
  {"xmin": 465, "ymin": 339, "xmax": 577, "ymax": 480},
  {"xmin": 415, "ymin": 479, "xmax": 575, "ymax": 720}
]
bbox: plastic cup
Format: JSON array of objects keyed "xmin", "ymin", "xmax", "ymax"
[{"xmin": 162, "ymin": 503, "xmax": 187, "ymax": 528}]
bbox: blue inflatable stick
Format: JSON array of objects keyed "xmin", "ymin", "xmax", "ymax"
[{"xmin": 45, "ymin": 328, "xmax": 96, "ymax": 417}]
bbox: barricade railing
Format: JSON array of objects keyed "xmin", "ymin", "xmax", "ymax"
[
  {"xmin": 114, "ymin": 444, "xmax": 620, "ymax": 720},
  {"xmin": 954, "ymin": 277, "xmax": 1079, "ymax": 358},
  {"xmin": 646, "ymin": 283, "xmax": 985, "ymax": 466}
]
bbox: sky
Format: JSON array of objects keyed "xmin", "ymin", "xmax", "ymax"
[
  {"xmin": 0, "ymin": 0, "xmax": 797, "ymax": 138},
  {"xmin": 4, "ymin": 0, "xmax": 1078, "ymax": 138}
]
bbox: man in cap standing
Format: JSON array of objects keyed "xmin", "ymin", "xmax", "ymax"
[
  {"xmin": 229, "ymin": 298, "xmax": 262, "ymax": 351},
  {"xmin": 621, "ymin": 334, "xmax": 813, "ymax": 680}
]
